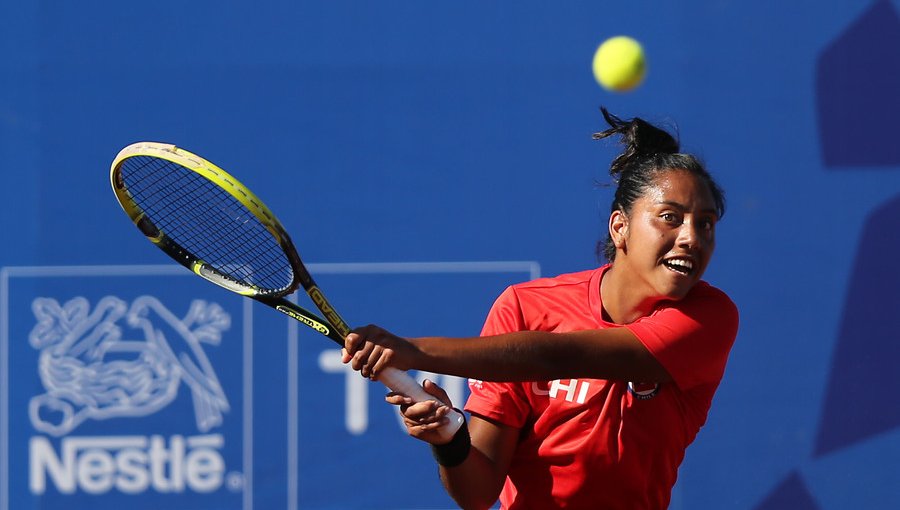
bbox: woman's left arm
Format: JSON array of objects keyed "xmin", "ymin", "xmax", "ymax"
[{"xmin": 343, "ymin": 325, "xmax": 672, "ymax": 383}]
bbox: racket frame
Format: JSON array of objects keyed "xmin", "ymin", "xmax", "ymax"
[{"xmin": 110, "ymin": 142, "xmax": 343, "ymax": 343}]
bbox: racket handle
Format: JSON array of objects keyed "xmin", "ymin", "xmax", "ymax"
[{"xmin": 377, "ymin": 366, "xmax": 465, "ymax": 442}]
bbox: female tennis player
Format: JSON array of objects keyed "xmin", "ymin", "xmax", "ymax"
[{"xmin": 343, "ymin": 108, "xmax": 739, "ymax": 510}]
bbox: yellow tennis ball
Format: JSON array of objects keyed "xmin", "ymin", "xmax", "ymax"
[{"xmin": 592, "ymin": 36, "xmax": 646, "ymax": 92}]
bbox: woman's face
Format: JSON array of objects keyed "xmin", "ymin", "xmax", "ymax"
[{"xmin": 612, "ymin": 169, "xmax": 718, "ymax": 301}]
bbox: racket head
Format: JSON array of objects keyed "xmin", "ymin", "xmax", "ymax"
[{"xmin": 110, "ymin": 142, "xmax": 304, "ymax": 298}]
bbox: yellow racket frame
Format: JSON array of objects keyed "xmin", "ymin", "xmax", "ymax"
[{"xmin": 111, "ymin": 141, "xmax": 289, "ymax": 246}]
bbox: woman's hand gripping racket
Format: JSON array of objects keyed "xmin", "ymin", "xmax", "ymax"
[{"xmin": 110, "ymin": 141, "xmax": 464, "ymax": 440}]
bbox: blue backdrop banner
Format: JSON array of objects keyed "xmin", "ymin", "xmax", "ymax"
[{"xmin": 2, "ymin": 2, "xmax": 899, "ymax": 509}]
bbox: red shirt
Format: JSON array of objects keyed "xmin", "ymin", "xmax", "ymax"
[{"xmin": 465, "ymin": 265, "xmax": 739, "ymax": 510}]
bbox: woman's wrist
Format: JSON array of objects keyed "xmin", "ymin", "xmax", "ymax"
[{"xmin": 430, "ymin": 410, "xmax": 471, "ymax": 467}]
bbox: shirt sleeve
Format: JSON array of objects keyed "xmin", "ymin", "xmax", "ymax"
[
  {"xmin": 464, "ymin": 286, "xmax": 532, "ymax": 428},
  {"xmin": 624, "ymin": 285, "xmax": 739, "ymax": 391}
]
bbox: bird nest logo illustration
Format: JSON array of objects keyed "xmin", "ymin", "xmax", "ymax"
[{"xmin": 28, "ymin": 296, "xmax": 232, "ymax": 436}]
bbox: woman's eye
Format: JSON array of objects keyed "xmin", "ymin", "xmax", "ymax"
[{"xmin": 662, "ymin": 213, "xmax": 677, "ymax": 222}]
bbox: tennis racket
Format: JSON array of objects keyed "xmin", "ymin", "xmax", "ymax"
[{"xmin": 110, "ymin": 141, "xmax": 463, "ymax": 439}]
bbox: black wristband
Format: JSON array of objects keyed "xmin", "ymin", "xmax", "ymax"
[{"xmin": 430, "ymin": 411, "xmax": 471, "ymax": 468}]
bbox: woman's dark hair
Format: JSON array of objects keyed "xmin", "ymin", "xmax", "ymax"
[{"xmin": 593, "ymin": 107, "xmax": 725, "ymax": 262}]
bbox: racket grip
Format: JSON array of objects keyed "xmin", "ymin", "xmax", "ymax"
[{"xmin": 377, "ymin": 366, "xmax": 465, "ymax": 442}]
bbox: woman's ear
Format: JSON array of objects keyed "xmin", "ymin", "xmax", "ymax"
[{"xmin": 609, "ymin": 209, "xmax": 628, "ymax": 250}]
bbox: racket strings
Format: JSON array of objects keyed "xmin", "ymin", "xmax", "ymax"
[{"xmin": 119, "ymin": 156, "xmax": 294, "ymax": 293}]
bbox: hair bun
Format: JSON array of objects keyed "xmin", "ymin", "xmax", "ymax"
[{"xmin": 593, "ymin": 107, "xmax": 680, "ymax": 177}]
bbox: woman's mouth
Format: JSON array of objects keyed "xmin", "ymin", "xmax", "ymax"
[{"xmin": 663, "ymin": 257, "xmax": 694, "ymax": 276}]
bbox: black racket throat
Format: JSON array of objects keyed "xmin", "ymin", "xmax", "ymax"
[{"xmin": 267, "ymin": 298, "xmax": 344, "ymax": 345}]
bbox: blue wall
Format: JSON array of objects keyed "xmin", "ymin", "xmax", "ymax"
[{"xmin": 2, "ymin": 2, "xmax": 899, "ymax": 509}]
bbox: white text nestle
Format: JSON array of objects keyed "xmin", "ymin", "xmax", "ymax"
[{"xmin": 29, "ymin": 434, "xmax": 226, "ymax": 495}]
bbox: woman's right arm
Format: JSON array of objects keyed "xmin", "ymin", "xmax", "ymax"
[
  {"xmin": 441, "ymin": 415, "xmax": 519, "ymax": 510},
  {"xmin": 389, "ymin": 381, "xmax": 518, "ymax": 510}
]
